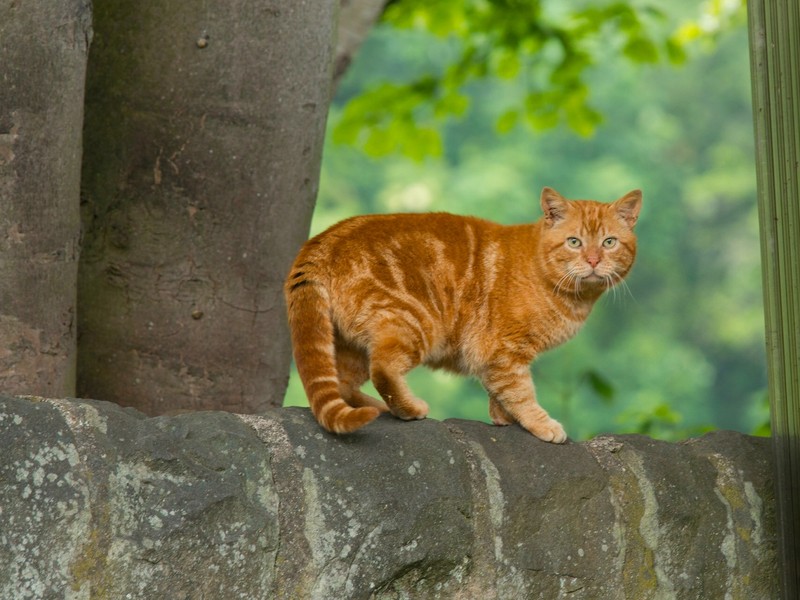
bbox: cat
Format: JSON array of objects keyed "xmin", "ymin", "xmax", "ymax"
[{"xmin": 284, "ymin": 187, "xmax": 642, "ymax": 443}]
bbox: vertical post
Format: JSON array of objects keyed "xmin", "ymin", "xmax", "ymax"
[
  {"xmin": 747, "ymin": 0, "xmax": 800, "ymax": 597},
  {"xmin": 0, "ymin": 1, "xmax": 91, "ymax": 397}
]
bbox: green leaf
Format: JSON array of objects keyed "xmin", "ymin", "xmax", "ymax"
[
  {"xmin": 362, "ymin": 126, "xmax": 398, "ymax": 157},
  {"xmin": 492, "ymin": 50, "xmax": 521, "ymax": 79},
  {"xmin": 523, "ymin": 91, "xmax": 561, "ymax": 130},
  {"xmin": 331, "ymin": 116, "xmax": 361, "ymax": 146},
  {"xmin": 384, "ymin": 2, "xmax": 468, "ymax": 36},
  {"xmin": 566, "ymin": 104, "xmax": 602, "ymax": 137},
  {"xmin": 495, "ymin": 109, "xmax": 519, "ymax": 134},
  {"xmin": 673, "ymin": 22, "xmax": 703, "ymax": 44},
  {"xmin": 434, "ymin": 91, "xmax": 470, "ymax": 119},
  {"xmin": 405, "ymin": 126, "xmax": 443, "ymax": 161},
  {"xmin": 526, "ymin": 108, "xmax": 560, "ymax": 130},
  {"xmin": 623, "ymin": 36, "xmax": 660, "ymax": 63},
  {"xmin": 752, "ymin": 421, "xmax": 772, "ymax": 437},
  {"xmin": 585, "ymin": 370, "xmax": 615, "ymax": 404},
  {"xmin": 665, "ymin": 37, "xmax": 688, "ymax": 65},
  {"xmin": 652, "ymin": 403, "xmax": 682, "ymax": 425}
]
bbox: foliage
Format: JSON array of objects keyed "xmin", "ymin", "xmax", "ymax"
[
  {"xmin": 335, "ymin": 0, "xmax": 747, "ymax": 160},
  {"xmin": 749, "ymin": 393, "xmax": 772, "ymax": 437},
  {"xmin": 286, "ymin": 0, "xmax": 768, "ymax": 442}
]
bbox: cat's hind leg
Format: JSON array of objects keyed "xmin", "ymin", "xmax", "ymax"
[
  {"xmin": 481, "ymin": 359, "xmax": 566, "ymax": 443},
  {"xmin": 369, "ymin": 330, "xmax": 429, "ymax": 421},
  {"xmin": 335, "ymin": 339, "xmax": 389, "ymax": 412}
]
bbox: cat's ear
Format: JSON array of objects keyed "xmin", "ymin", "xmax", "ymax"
[
  {"xmin": 541, "ymin": 187, "xmax": 568, "ymax": 225},
  {"xmin": 613, "ymin": 190, "xmax": 642, "ymax": 228}
]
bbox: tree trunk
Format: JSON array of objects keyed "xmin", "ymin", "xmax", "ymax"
[
  {"xmin": 335, "ymin": 0, "xmax": 390, "ymax": 86},
  {"xmin": 78, "ymin": 0, "xmax": 337, "ymax": 414},
  {"xmin": 0, "ymin": 1, "xmax": 91, "ymax": 396}
]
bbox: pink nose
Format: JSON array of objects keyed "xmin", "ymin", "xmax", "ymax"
[{"xmin": 587, "ymin": 256, "xmax": 600, "ymax": 268}]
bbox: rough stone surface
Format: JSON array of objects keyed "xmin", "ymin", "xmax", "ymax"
[{"xmin": 0, "ymin": 396, "xmax": 777, "ymax": 599}]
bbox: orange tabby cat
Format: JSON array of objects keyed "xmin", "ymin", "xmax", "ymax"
[{"xmin": 284, "ymin": 187, "xmax": 642, "ymax": 443}]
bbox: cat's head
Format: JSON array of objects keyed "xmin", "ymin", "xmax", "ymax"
[{"xmin": 538, "ymin": 187, "xmax": 642, "ymax": 296}]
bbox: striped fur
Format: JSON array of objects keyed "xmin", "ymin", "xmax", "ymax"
[{"xmin": 284, "ymin": 187, "xmax": 642, "ymax": 441}]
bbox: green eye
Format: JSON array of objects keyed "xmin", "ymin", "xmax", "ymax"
[
  {"xmin": 567, "ymin": 237, "xmax": 582, "ymax": 248},
  {"xmin": 603, "ymin": 237, "xmax": 618, "ymax": 248}
]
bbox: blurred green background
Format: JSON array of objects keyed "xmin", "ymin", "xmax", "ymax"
[{"xmin": 285, "ymin": 0, "xmax": 770, "ymax": 441}]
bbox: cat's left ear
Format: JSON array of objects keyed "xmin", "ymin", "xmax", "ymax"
[{"xmin": 613, "ymin": 190, "xmax": 642, "ymax": 228}]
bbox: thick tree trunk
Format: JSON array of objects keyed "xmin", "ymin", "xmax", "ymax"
[
  {"xmin": 0, "ymin": 1, "xmax": 91, "ymax": 396},
  {"xmin": 78, "ymin": 1, "xmax": 337, "ymax": 414}
]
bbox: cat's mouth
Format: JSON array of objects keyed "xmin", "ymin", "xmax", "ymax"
[
  {"xmin": 581, "ymin": 272, "xmax": 611, "ymax": 286},
  {"xmin": 581, "ymin": 273, "xmax": 604, "ymax": 283},
  {"xmin": 558, "ymin": 266, "xmax": 619, "ymax": 293}
]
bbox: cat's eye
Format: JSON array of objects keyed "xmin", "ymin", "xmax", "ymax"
[
  {"xmin": 566, "ymin": 237, "xmax": 582, "ymax": 248},
  {"xmin": 603, "ymin": 237, "xmax": 618, "ymax": 248}
]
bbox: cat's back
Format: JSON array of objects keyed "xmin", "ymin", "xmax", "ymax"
[
  {"xmin": 306, "ymin": 211, "xmax": 504, "ymax": 265},
  {"xmin": 324, "ymin": 211, "xmax": 499, "ymax": 241}
]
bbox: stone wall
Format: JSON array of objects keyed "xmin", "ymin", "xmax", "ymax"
[{"xmin": 0, "ymin": 396, "xmax": 777, "ymax": 599}]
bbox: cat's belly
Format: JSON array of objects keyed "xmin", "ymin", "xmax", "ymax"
[
  {"xmin": 420, "ymin": 331, "xmax": 499, "ymax": 375},
  {"xmin": 420, "ymin": 304, "xmax": 588, "ymax": 373},
  {"xmin": 423, "ymin": 354, "xmax": 466, "ymax": 374}
]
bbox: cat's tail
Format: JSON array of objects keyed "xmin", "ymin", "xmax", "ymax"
[{"xmin": 284, "ymin": 258, "xmax": 380, "ymax": 434}]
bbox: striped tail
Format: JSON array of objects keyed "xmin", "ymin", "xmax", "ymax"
[{"xmin": 284, "ymin": 261, "xmax": 380, "ymax": 434}]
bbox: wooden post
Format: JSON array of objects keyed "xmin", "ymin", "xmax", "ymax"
[{"xmin": 747, "ymin": 0, "xmax": 800, "ymax": 597}]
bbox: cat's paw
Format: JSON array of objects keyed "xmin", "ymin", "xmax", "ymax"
[
  {"xmin": 391, "ymin": 396, "xmax": 429, "ymax": 421},
  {"xmin": 346, "ymin": 390, "xmax": 390, "ymax": 413},
  {"xmin": 527, "ymin": 417, "xmax": 567, "ymax": 444}
]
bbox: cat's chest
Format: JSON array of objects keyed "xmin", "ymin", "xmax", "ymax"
[
  {"xmin": 539, "ymin": 313, "xmax": 586, "ymax": 349},
  {"xmin": 513, "ymin": 298, "xmax": 592, "ymax": 353}
]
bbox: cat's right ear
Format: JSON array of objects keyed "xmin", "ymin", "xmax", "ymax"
[{"xmin": 541, "ymin": 187, "xmax": 568, "ymax": 225}]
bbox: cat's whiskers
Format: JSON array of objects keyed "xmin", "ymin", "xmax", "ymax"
[
  {"xmin": 571, "ymin": 268, "xmax": 586, "ymax": 299},
  {"xmin": 553, "ymin": 271, "xmax": 572, "ymax": 296},
  {"xmin": 602, "ymin": 271, "xmax": 635, "ymax": 305},
  {"xmin": 574, "ymin": 271, "xmax": 584, "ymax": 299},
  {"xmin": 604, "ymin": 273, "xmax": 619, "ymax": 303},
  {"xmin": 554, "ymin": 268, "xmax": 583, "ymax": 299},
  {"xmin": 616, "ymin": 274, "xmax": 636, "ymax": 303}
]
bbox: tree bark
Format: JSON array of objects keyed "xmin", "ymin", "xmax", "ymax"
[
  {"xmin": 334, "ymin": 0, "xmax": 390, "ymax": 86},
  {"xmin": 78, "ymin": 0, "xmax": 337, "ymax": 414},
  {"xmin": 0, "ymin": 1, "xmax": 91, "ymax": 396}
]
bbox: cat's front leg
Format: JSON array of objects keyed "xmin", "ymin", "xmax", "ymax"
[
  {"xmin": 488, "ymin": 397, "xmax": 514, "ymax": 426},
  {"xmin": 481, "ymin": 361, "xmax": 567, "ymax": 443}
]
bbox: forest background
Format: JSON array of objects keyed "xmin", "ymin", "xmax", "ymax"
[{"xmin": 285, "ymin": 0, "xmax": 770, "ymax": 442}]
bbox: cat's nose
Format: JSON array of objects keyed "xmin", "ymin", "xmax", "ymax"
[{"xmin": 586, "ymin": 255, "xmax": 600, "ymax": 268}]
